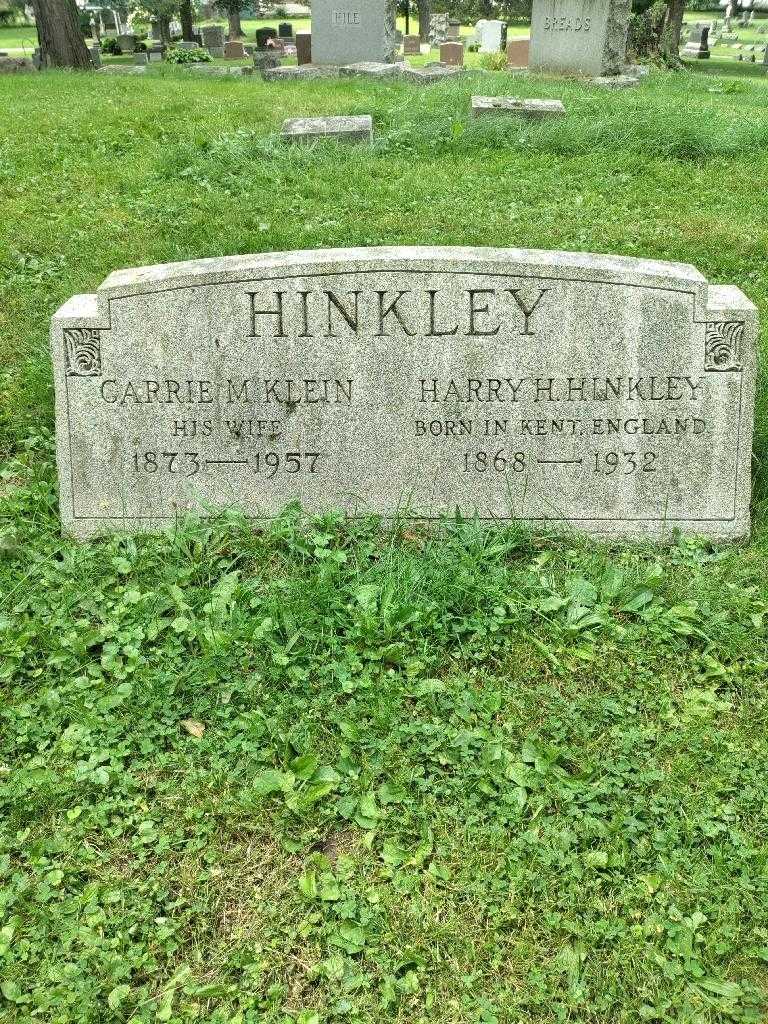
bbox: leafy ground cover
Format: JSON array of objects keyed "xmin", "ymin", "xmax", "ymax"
[{"xmin": 1, "ymin": 64, "xmax": 767, "ymax": 1024}]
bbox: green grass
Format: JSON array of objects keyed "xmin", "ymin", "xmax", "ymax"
[{"xmin": 1, "ymin": 65, "xmax": 768, "ymax": 1023}]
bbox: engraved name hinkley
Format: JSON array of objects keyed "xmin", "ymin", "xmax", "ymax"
[{"xmin": 51, "ymin": 247, "xmax": 757, "ymax": 541}]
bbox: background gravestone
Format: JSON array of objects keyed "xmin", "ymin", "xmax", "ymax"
[
  {"xmin": 530, "ymin": 0, "xmax": 631, "ymax": 76},
  {"xmin": 295, "ymin": 31, "xmax": 312, "ymax": 63},
  {"xmin": 477, "ymin": 20, "xmax": 506, "ymax": 53},
  {"xmin": 681, "ymin": 25, "xmax": 710, "ymax": 59},
  {"xmin": 311, "ymin": 0, "xmax": 397, "ymax": 64},
  {"xmin": 403, "ymin": 34, "xmax": 421, "ymax": 54}
]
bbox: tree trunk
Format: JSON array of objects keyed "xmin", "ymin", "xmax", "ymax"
[
  {"xmin": 661, "ymin": 0, "xmax": 686, "ymax": 65},
  {"xmin": 31, "ymin": 0, "xmax": 91, "ymax": 68},
  {"xmin": 415, "ymin": 0, "xmax": 430, "ymax": 43},
  {"xmin": 180, "ymin": 0, "xmax": 195, "ymax": 41},
  {"xmin": 157, "ymin": 15, "xmax": 171, "ymax": 43},
  {"xmin": 228, "ymin": 9, "xmax": 243, "ymax": 38}
]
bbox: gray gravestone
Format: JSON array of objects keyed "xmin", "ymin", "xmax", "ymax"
[
  {"xmin": 311, "ymin": 0, "xmax": 397, "ymax": 64},
  {"xmin": 51, "ymin": 248, "xmax": 757, "ymax": 542},
  {"xmin": 530, "ymin": 0, "xmax": 631, "ymax": 76},
  {"xmin": 282, "ymin": 115, "xmax": 373, "ymax": 143},
  {"xmin": 471, "ymin": 95, "xmax": 565, "ymax": 118},
  {"xmin": 201, "ymin": 24, "xmax": 225, "ymax": 56},
  {"xmin": 681, "ymin": 25, "xmax": 710, "ymax": 59},
  {"xmin": 477, "ymin": 19, "xmax": 506, "ymax": 53},
  {"xmin": 117, "ymin": 33, "xmax": 137, "ymax": 53}
]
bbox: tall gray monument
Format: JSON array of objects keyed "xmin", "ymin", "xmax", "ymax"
[
  {"xmin": 52, "ymin": 247, "xmax": 756, "ymax": 543},
  {"xmin": 311, "ymin": 0, "xmax": 397, "ymax": 65},
  {"xmin": 530, "ymin": 0, "xmax": 631, "ymax": 76}
]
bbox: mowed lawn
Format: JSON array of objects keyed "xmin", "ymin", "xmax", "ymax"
[{"xmin": 1, "ymin": 66, "xmax": 768, "ymax": 1024}]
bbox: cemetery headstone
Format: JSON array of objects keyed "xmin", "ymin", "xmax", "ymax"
[
  {"xmin": 0, "ymin": 56, "xmax": 35, "ymax": 73},
  {"xmin": 471, "ymin": 95, "xmax": 565, "ymax": 118},
  {"xmin": 295, "ymin": 31, "xmax": 312, "ymax": 63},
  {"xmin": 440, "ymin": 41, "xmax": 464, "ymax": 65},
  {"xmin": 117, "ymin": 33, "xmax": 138, "ymax": 53},
  {"xmin": 281, "ymin": 115, "xmax": 373, "ymax": 144},
  {"xmin": 278, "ymin": 22, "xmax": 294, "ymax": 38},
  {"xmin": 51, "ymin": 247, "xmax": 757, "ymax": 542},
  {"xmin": 201, "ymin": 24, "xmax": 225, "ymax": 56},
  {"xmin": 89, "ymin": 44, "xmax": 102, "ymax": 68},
  {"xmin": 506, "ymin": 37, "xmax": 530, "ymax": 66},
  {"xmin": 477, "ymin": 19, "xmax": 506, "ymax": 53},
  {"xmin": 447, "ymin": 19, "xmax": 461, "ymax": 40},
  {"xmin": 530, "ymin": 0, "xmax": 631, "ymax": 76},
  {"xmin": 401, "ymin": 65, "xmax": 460, "ymax": 82},
  {"xmin": 147, "ymin": 46, "xmax": 165, "ymax": 62},
  {"xmin": 310, "ymin": 0, "xmax": 397, "ymax": 65},
  {"xmin": 224, "ymin": 40, "xmax": 247, "ymax": 58},
  {"xmin": 681, "ymin": 24, "xmax": 710, "ymax": 59},
  {"xmin": 263, "ymin": 64, "xmax": 340, "ymax": 79},
  {"xmin": 429, "ymin": 12, "xmax": 450, "ymax": 46},
  {"xmin": 403, "ymin": 34, "xmax": 421, "ymax": 54},
  {"xmin": 340, "ymin": 60, "xmax": 402, "ymax": 77},
  {"xmin": 255, "ymin": 26, "xmax": 278, "ymax": 47},
  {"xmin": 254, "ymin": 47, "xmax": 281, "ymax": 70}
]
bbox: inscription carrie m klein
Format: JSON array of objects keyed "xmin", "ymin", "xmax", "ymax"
[{"xmin": 52, "ymin": 247, "xmax": 757, "ymax": 541}]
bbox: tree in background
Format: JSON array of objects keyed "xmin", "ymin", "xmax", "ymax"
[
  {"xmin": 629, "ymin": 0, "xmax": 685, "ymax": 65},
  {"xmin": 179, "ymin": 0, "xmax": 195, "ymax": 40},
  {"xmin": 30, "ymin": 0, "xmax": 91, "ymax": 67},
  {"xmin": 416, "ymin": 0, "xmax": 430, "ymax": 41},
  {"xmin": 133, "ymin": 0, "xmax": 180, "ymax": 43},
  {"xmin": 215, "ymin": 0, "xmax": 247, "ymax": 38}
]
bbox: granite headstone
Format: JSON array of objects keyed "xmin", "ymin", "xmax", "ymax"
[
  {"xmin": 530, "ymin": 0, "xmax": 631, "ymax": 76},
  {"xmin": 52, "ymin": 247, "xmax": 757, "ymax": 542},
  {"xmin": 311, "ymin": 0, "xmax": 397, "ymax": 64}
]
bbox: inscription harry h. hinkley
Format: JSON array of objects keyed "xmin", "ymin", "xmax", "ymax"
[{"xmin": 52, "ymin": 247, "xmax": 757, "ymax": 541}]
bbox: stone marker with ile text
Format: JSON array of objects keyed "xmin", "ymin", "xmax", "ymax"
[{"xmin": 52, "ymin": 247, "xmax": 757, "ymax": 541}]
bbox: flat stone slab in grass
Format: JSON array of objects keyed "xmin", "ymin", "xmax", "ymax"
[
  {"xmin": 471, "ymin": 95, "xmax": 566, "ymax": 119},
  {"xmin": 0, "ymin": 56, "xmax": 36, "ymax": 73},
  {"xmin": 400, "ymin": 65, "xmax": 461, "ymax": 84},
  {"xmin": 186, "ymin": 64, "xmax": 252, "ymax": 76},
  {"xmin": 262, "ymin": 64, "xmax": 340, "ymax": 80},
  {"xmin": 281, "ymin": 115, "xmax": 373, "ymax": 144},
  {"xmin": 52, "ymin": 247, "xmax": 756, "ymax": 542},
  {"xmin": 591, "ymin": 74, "xmax": 640, "ymax": 88},
  {"xmin": 96, "ymin": 65, "xmax": 147, "ymax": 75},
  {"xmin": 339, "ymin": 61, "xmax": 402, "ymax": 78}
]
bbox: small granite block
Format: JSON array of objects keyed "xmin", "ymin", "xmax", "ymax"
[
  {"xmin": 281, "ymin": 114, "xmax": 373, "ymax": 144},
  {"xmin": 440, "ymin": 41, "xmax": 464, "ymax": 66},
  {"xmin": 623, "ymin": 63, "xmax": 649, "ymax": 77},
  {"xmin": 403, "ymin": 34, "xmax": 421, "ymax": 55},
  {"xmin": 0, "ymin": 56, "xmax": 36, "ymax": 73},
  {"xmin": 505, "ymin": 37, "xmax": 530, "ymax": 67},
  {"xmin": 340, "ymin": 61, "xmax": 400, "ymax": 78},
  {"xmin": 262, "ymin": 63, "xmax": 340, "ymax": 80},
  {"xmin": 591, "ymin": 74, "xmax": 640, "ymax": 88},
  {"xmin": 295, "ymin": 31, "xmax": 311, "ymax": 64},
  {"xmin": 400, "ymin": 65, "xmax": 461, "ymax": 84},
  {"xmin": 471, "ymin": 95, "xmax": 566, "ymax": 118},
  {"xmin": 96, "ymin": 64, "xmax": 147, "ymax": 74}
]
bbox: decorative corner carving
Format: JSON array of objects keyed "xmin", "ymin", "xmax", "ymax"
[
  {"xmin": 64, "ymin": 328, "xmax": 102, "ymax": 377},
  {"xmin": 704, "ymin": 321, "xmax": 743, "ymax": 372}
]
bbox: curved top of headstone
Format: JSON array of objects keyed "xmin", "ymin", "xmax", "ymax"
[{"xmin": 98, "ymin": 245, "xmax": 707, "ymax": 301}]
